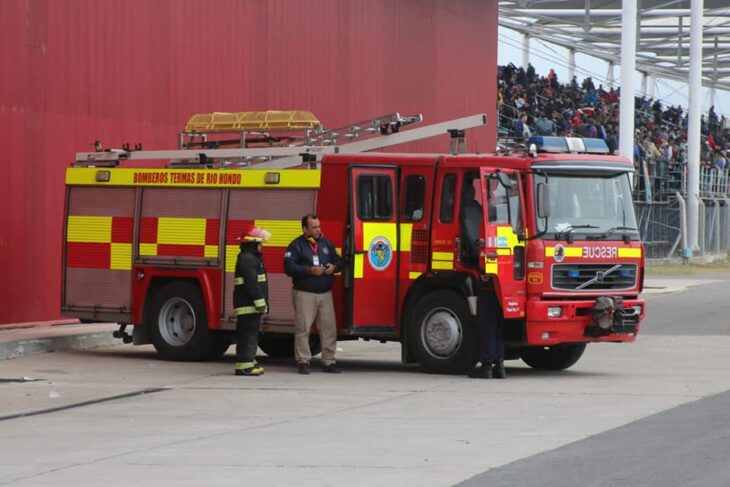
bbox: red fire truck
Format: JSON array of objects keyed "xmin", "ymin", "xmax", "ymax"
[{"xmin": 62, "ymin": 111, "xmax": 644, "ymax": 373}]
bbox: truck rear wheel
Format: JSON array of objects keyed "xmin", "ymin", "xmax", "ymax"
[
  {"xmin": 520, "ymin": 343, "xmax": 587, "ymax": 370},
  {"xmin": 146, "ymin": 281, "xmax": 216, "ymax": 361},
  {"xmin": 258, "ymin": 333, "xmax": 321, "ymax": 358},
  {"xmin": 205, "ymin": 332, "xmax": 232, "ymax": 361},
  {"xmin": 408, "ymin": 290, "xmax": 479, "ymax": 374}
]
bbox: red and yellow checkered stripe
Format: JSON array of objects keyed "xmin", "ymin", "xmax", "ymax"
[
  {"xmin": 66, "ymin": 216, "xmax": 303, "ymax": 271},
  {"xmin": 66, "ymin": 216, "xmax": 133, "ymax": 270},
  {"xmin": 139, "ymin": 217, "xmax": 220, "ymax": 258}
]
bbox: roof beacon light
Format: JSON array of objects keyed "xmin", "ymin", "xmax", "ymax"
[{"xmin": 526, "ymin": 136, "xmax": 610, "ymax": 155}]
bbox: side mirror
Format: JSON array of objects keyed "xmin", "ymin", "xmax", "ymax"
[
  {"xmin": 537, "ymin": 182, "xmax": 550, "ymax": 219},
  {"xmin": 496, "ymin": 172, "xmax": 515, "ymax": 189}
]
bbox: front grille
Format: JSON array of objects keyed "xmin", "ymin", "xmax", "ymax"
[{"xmin": 552, "ymin": 263, "xmax": 637, "ymax": 290}]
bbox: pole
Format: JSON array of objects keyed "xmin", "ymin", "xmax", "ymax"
[
  {"xmin": 687, "ymin": 0, "xmax": 704, "ymax": 252},
  {"xmin": 569, "ymin": 48, "xmax": 576, "ymax": 82},
  {"xmin": 607, "ymin": 61, "xmax": 615, "ymax": 89},
  {"xmin": 522, "ymin": 33, "xmax": 530, "ymax": 68},
  {"xmin": 619, "ymin": 0, "xmax": 637, "ymax": 167}
]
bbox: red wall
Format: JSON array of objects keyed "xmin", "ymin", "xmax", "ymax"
[{"xmin": 0, "ymin": 0, "xmax": 497, "ymax": 324}]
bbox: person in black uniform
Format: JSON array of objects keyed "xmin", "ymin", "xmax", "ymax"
[
  {"xmin": 468, "ymin": 286, "xmax": 507, "ymax": 379},
  {"xmin": 233, "ymin": 226, "xmax": 271, "ymax": 376}
]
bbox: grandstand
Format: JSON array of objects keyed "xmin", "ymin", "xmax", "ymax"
[
  {"xmin": 497, "ymin": 63, "xmax": 730, "ymax": 259},
  {"xmin": 498, "ymin": 1, "xmax": 730, "ymax": 261}
]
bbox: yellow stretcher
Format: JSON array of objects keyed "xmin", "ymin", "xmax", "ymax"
[{"xmin": 184, "ymin": 110, "xmax": 321, "ymax": 133}]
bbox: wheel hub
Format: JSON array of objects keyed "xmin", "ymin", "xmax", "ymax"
[
  {"xmin": 158, "ymin": 298, "xmax": 197, "ymax": 346},
  {"xmin": 421, "ymin": 308, "xmax": 462, "ymax": 358}
]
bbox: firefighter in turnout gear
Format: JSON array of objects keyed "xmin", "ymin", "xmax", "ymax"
[{"xmin": 233, "ymin": 226, "xmax": 271, "ymax": 376}]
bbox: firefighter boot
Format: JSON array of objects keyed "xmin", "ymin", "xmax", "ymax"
[
  {"xmin": 492, "ymin": 360, "xmax": 507, "ymax": 379},
  {"xmin": 235, "ymin": 362, "xmax": 264, "ymax": 376},
  {"xmin": 467, "ymin": 364, "xmax": 492, "ymax": 379}
]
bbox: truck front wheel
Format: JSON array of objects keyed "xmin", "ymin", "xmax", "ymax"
[
  {"xmin": 146, "ymin": 281, "xmax": 216, "ymax": 361},
  {"xmin": 520, "ymin": 343, "xmax": 587, "ymax": 370},
  {"xmin": 408, "ymin": 290, "xmax": 479, "ymax": 374}
]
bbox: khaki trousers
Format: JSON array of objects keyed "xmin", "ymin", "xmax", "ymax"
[{"xmin": 292, "ymin": 289, "xmax": 337, "ymax": 366}]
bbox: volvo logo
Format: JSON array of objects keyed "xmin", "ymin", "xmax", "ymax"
[{"xmin": 576, "ymin": 264, "xmax": 622, "ymax": 290}]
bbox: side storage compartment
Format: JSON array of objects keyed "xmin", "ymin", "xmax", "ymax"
[{"xmin": 62, "ymin": 187, "xmax": 135, "ymax": 321}]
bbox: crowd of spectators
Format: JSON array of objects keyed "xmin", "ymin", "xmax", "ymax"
[{"xmin": 497, "ymin": 62, "xmax": 730, "ymax": 197}]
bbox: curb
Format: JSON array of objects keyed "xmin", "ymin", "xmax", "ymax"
[{"xmin": 0, "ymin": 328, "xmax": 121, "ymax": 360}]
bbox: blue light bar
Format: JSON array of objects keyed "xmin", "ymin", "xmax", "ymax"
[
  {"xmin": 526, "ymin": 136, "xmax": 569, "ymax": 153},
  {"xmin": 526, "ymin": 136, "xmax": 610, "ymax": 155},
  {"xmin": 582, "ymin": 138, "xmax": 611, "ymax": 154}
]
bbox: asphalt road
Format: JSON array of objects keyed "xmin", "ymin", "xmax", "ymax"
[
  {"xmin": 641, "ymin": 273, "xmax": 730, "ymax": 335},
  {"xmin": 1, "ymin": 273, "xmax": 730, "ymax": 486},
  {"xmin": 461, "ymin": 271, "xmax": 730, "ymax": 487}
]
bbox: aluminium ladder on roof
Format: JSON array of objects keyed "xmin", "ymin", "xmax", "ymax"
[{"xmin": 75, "ymin": 113, "xmax": 487, "ymax": 169}]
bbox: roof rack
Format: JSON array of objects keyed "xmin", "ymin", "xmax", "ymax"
[{"xmin": 75, "ymin": 113, "xmax": 488, "ymax": 169}]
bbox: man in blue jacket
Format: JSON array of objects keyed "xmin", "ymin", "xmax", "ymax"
[{"xmin": 284, "ymin": 214, "xmax": 343, "ymax": 374}]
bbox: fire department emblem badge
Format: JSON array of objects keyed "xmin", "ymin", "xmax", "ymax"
[
  {"xmin": 553, "ymin": 243, "xmax": 565, "ymax": 263},
  {"xmin": 368, "ymin": 236, "xmax": 392, "ymax": 271}
]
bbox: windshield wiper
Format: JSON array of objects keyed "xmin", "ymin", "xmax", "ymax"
[
  {"xmin": 555, "ymin": 224, "xmax": 599, "ymax": 243},
  {"xmin": 588, "ymin": 226, "xmax": 638, "ymax": 242}
]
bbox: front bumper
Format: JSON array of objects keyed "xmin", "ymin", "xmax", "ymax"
[{"xmin": 525, "ymin": 298, "xmax": 644, "ymax": 345}]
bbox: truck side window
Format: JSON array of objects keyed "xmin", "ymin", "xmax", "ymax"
[
  {"xmin": 357, "ymin": 175, "xmax": 392, "ymax": 220},
  {"xmin": 487, "ymin": 174, "xmax": 523, "ymax": 233},
  {"xmin": 402, "ymin": 175, "xmax": 426, "ymax": 221},
  {"xmin": 439, "ymin": 173, "xmax": 457, "ymax": 223}
]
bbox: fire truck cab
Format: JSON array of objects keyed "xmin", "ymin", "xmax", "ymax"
[
  {"xmin": 317, "ymin": 138, "xmax": 643, "ymax": 373},
  {"xmin": 62, "ymin": 115, "xmax": 644, "ymax": 374}
]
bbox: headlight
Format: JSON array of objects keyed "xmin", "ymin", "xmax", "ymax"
[{"xmin": 547, "ymin": 306, "xmax": 562, "ymax": 318}]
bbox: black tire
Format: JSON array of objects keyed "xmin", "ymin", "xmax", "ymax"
[
  {"xmin": 258, "ymin": 333, "xmax": 321, "ymax": 358},
  {"xmin": 205, "ymin": 332, "xmax": 232, "ymax": 361},
  {"xmin": 408, "ymin": 290, "xmax": 479, "ymax": 374},
  {"xmin": 146, "ymin": 281, "xmax": 216, "ymax": 361},
  {"xmin": 520, "ymin": 343, "xmax": 587, "ymax": 371}
]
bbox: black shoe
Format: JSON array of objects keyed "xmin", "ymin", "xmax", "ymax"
[
  {"xmin": 297, "ymin": 363, "xmax": 311, "ymax": 375},
  {"xmin": 492, "ymin": 361, "xmax": 507, "ymax": 379},
  {"xmin": 467, "ymin": 365, "xmax": 492, "ymax": 379},
  {"xmin": 322, "ymin": 364, "xmax": 341, "ymax": 374}
]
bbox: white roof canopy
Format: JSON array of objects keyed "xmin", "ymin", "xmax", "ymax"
[{"xmin": 499, "ymin": 0, "xmax": 730, "ymax": 92}]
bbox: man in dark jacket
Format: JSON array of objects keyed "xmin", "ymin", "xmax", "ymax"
[
  {"xmin": 467, "ymin": 286, "xmax": 507, "ymax": 379},
  {"xmin": 233, "ymin": 226, "xmax": 271, "ymax": 376},
  {"xmin": 284, "ymin": 213, "xmax": 343, "ymax": 374}
]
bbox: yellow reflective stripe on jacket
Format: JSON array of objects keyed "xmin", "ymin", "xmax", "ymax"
[
  {"xmin": 235, "ymin": 274, "xmax": 265, "ymax": 285},
  {"xmin": 235, "ymin": 306, "xmax": 258, "ymax": 315},
  {"xmin": 253, "ymin": 298, "xmax": 267, "ymax": 309}
]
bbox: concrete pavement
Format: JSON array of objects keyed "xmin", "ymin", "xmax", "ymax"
[
  {"xmin": 2, "ymin": 335, "xmax": 730, "ymax": 486},
  {"xmin": 1, "ymin": 274, "xmax": 730, "ymax": 485}
]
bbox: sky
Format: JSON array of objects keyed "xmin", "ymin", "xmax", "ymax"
[{"xmin": 498, "ymin": 26, "xmax": 730, "ymax": 119}]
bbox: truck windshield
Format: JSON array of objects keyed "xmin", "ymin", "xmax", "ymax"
[{"xmin": 535, "ymin": 172, "xmax": 639, "ymax": 241}]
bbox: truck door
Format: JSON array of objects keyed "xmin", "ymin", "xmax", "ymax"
[
  {"xmin": 480, "ymin": 168, "xmax": 527, "ymax": 319},
  {"xmin": 348, "ymin": 166, "xmax": 399, "ymax": 332}
]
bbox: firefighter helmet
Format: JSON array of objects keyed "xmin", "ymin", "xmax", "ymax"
[{"xmin": 239, "ymin": 226, "xmax": 271, "ymax": 243}]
